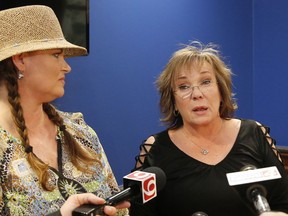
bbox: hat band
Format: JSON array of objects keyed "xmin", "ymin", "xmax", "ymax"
[{"xmin": 0, "ymin": 38, "xmax": 66, "ymax": 52}]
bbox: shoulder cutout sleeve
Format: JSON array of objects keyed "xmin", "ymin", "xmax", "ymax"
[
  {"xmin": 257, "ymin": 122, "xmax": 282, "ymax": 162},
  {"xmin": 134, "ymin": 136, "xmax": 156, "ymax": 170}
]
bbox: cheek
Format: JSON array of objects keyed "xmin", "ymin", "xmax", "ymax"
[
  {"xmin": 175, "ymin": 99, "xmax": 190, "ymax": 114},
  {"xmin": 210, "ymin": 92, "xmax": 222, "ymax": 108}
]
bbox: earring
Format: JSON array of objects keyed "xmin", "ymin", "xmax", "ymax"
[
  {"xmin": 173, "ymin": 109, "xmax": 179, "ymax": 117},
  {"xmin": 18, "ymin": 72, "xmax": 24, "ymax": 80}
]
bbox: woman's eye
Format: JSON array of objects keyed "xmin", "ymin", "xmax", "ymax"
[
  {"xmin": 201, "ymin": 79, "xmax": 212, "ymax": 86},
  {"xmin": 178, "ymin": 85, "xmax": 190, "ymax": 91},
  {"xmin": 53, "ymin": 53, "xmax": 60, "ymax": 58}
]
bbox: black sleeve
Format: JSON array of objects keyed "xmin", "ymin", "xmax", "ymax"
[
  {"xmin": 256, "ymin": 123, "xmax": 288, "ymax": 212},
  {"xmin": 130, "ymin": 199, "xmax": 159, "ymax": 216},
  {"xmin": 130, "ymin": 136, "xmax": 159, "ymax": 216}
]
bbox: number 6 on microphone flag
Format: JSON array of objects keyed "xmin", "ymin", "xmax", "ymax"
[{"xmin": 123, "ymin": 170, "xmax": 157, "ymax": 203}]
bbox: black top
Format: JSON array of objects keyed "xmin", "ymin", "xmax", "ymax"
[{"xmin": 130, "ymin": 119, "xmax": 288, "ymax": 216}]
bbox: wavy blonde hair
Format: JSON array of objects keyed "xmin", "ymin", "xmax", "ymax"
[{"xmin": 156, "ymin": 41, "xmax": 237, "ymax": 128}]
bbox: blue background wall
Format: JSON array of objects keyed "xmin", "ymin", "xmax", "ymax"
[
  {"xmin": 253, "ymin": 0, "xmax": 288, "ymax": 147},
  {"xmin": 57, "ymin": 0, "xmax": 286, "ymax": 183}
]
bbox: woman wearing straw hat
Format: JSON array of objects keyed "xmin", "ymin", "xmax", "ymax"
[{"xmin": 0, "ymin": 5, "xmax": 129, "ymax": 216}]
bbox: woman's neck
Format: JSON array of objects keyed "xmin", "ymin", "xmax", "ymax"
[{"xmin": 182, "ymin": 118, "xmax": 224, "ymax": 140}]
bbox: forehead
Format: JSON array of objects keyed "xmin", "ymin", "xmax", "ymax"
[{"xmin": 176, "ymin": 61, "xmax": 215, "ymax": 78}]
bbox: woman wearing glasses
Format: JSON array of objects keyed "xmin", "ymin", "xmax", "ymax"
[{"xmin": 130, "ymin": 41, "xmax": 288, "ymax": 216}]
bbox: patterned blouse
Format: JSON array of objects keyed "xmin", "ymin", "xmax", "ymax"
[{"xmin": 0, "ymin": 111, "xmax": 128, "ymax": 216}]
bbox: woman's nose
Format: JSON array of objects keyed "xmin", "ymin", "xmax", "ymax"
[
  {"xmin": 191, "ymin": 86, "xmax": 203, "ymax": 99},
  {"xmin": 62, "ymin": 59, "xmax": 71, "ymax": 73}
]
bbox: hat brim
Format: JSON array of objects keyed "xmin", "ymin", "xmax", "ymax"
[{"xmin": 0, "ymin": 38, "xmax": 87, "ymax": 62}]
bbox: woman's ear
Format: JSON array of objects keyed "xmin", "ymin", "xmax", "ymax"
[{"xmin": 12, "ymin": 54, "xmax": 25, "ymax": 71}]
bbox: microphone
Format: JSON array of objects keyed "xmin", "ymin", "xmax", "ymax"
[
  {"xmin": 246, "ymin": 183, "xmax": 270, "ymax": 214},
  {"xmin": 226, "ymin": 165, "xmax": 281, "ymax": 215},
  {"xmin": 107, "ymin": 166, "xmax": 166, "ymax": 205},
  {"xmin": 191, "ymin": 211, "xmax": 208, "ymax": 216},
  {"xmin": 72, "ymin": 166, "xmax": 166, "ymax": 216},
  {"xmin": 242, "ymin": 165, "xmax": 271, "ymax": 214}
]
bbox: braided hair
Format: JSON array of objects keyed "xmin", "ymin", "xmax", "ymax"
[{"xmin": 0, "ymin": 58, "xmax": 100, "ymax": 190}]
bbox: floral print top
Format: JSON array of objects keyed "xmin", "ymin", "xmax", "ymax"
[{"xmin": 0, "ymin": 111, "xmax": 128, "ymax": 216}]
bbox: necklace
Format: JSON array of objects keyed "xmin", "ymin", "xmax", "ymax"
[
  {"xmin": 182, "ymin": 120, "xmax": 223, "ymax": 155},
  {"xmin": 182, "ymin": 129, "xmax": 209, "ymax": 155},
  {"xmin": 54, "ymin": 126, "xmax": 87, "ymax": 200}
]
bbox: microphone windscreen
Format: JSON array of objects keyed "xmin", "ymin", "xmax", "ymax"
[
  {"xmin": 142, "ymin": 166, "xmax": 166, "ymax": 192},
  {"xmin": 191, "ymin": 211, "xmax": 208, "ymax": 216},
  {"xmin": 246, "ymin": 183, "xmax": 267, "ymax": 201},
  {"xmin": 241, "ymin": 164, "xmax": 257, "ymax": 171}
]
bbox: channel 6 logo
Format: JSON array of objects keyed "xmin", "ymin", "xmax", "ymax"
[{"xmin": 124, "ymin": 170, "xmax": 157, "ymax": 203}]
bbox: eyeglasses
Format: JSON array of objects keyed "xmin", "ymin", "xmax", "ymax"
[{"xmin": 174, "ymin": 80, "xmax": 217, "ymax": 100}]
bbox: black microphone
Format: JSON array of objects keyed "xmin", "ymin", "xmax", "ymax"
[
  {"xmin": 106, "ymin": 166, "xmax": 166, "ymax": 205},
  {"xmin": 72, "ymin": 166, "xmax": 167, "ymax": 216},
  {"xmin": 241, "ymin": 165, "xmax": 271, "ymax": 215},
  {"xmin": 191, "ymin": 211, "xmax": 208, "ymax": 216}
]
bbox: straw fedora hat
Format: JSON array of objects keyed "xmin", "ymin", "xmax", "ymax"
[{"xmin": 0, "ymin": 5, "xmax": 87, "ymax": 62}]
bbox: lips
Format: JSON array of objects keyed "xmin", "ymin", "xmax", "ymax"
[{"xmin": 192, "ymin": 106, "xmax": 208, "ymax": 112}]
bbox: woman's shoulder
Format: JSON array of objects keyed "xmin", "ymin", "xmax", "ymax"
[
  {"xmin": 56, "ymin": 110, "xmax": 100, "ymax": 147},
  {"xmin": 57, "ymin": 110, "xmax": 85, "ymax": 123},
  {"xmin": 234, "ymin": 118, "xmax": 267, "ymax": 129},
  {"xmin": 57, "ymin": 110, "xmax": 92, "ymax": 132},
  {"xmin": 144, "ymin": 129, "xmax": 169, "ymax": 144},
  {"xmin": 232, "ymin": 118, "xmax": 272, "ymax": 143},
  {"xmin": 233, "ymin": 118, "xmax": 256, "ymax": 124}
]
